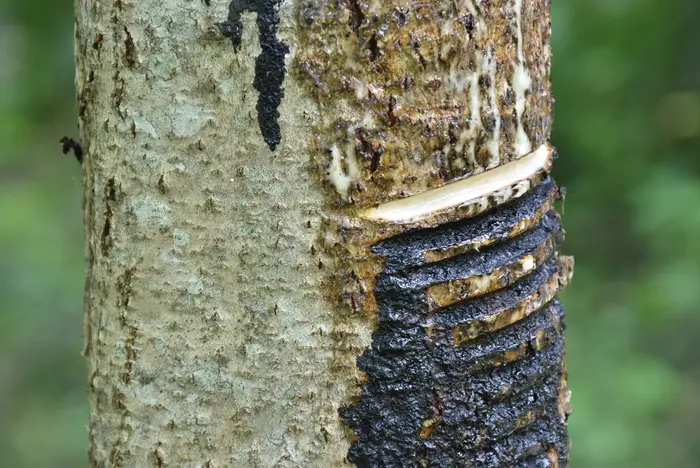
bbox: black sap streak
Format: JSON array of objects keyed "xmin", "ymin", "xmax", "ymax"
[{"xmin": 219, "ymin": 0, "xmax": 289, "ymax": 151}]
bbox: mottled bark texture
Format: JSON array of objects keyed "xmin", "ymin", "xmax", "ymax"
[{"xmin": 77, "ymin": 0, "xmax": 569, "ymax": 467}]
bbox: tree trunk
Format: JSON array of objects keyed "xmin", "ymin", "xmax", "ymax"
[{"xmin": 76, "ymin": 0, "xmax": 571, "ymax": 466}]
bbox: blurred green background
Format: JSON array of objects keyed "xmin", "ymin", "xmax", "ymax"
[{"xmin": 1, "ymin": 0, "xmax": 699, "ymax": 466}]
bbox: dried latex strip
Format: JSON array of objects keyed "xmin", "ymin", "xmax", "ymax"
[{"xmin": 360, "ymin": 143, "xmax": 554, "ymax": 224}]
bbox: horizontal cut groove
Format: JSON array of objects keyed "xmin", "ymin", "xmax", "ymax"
[
  {"xmin": 356, "ymin": 332, "xmax": 562, "ymax": 395},
  {"xmin": 433, "ymin": 300, "xmax": 565, "ymax": 372},
  {"xmin": 373, "ymin": 177, "xmax": 559, "ymax": 270},
  {"xmin": 382, "ymin": 210, "xmax": 562, "ymax": 296},
  {"xmin": 452, "ymin": 259, "xmax": 570, "ymax": 344},
  {"xmin": 345, "ymin": 298, "xmax": 569, "ymax": 462},
  {"xmin": 425, "ymin": 228, "xmax": 557, "ymax": 309},
  {"xmin": 434, "ymin": 373, "xmax": 562, "ymax": 443},
  {"xmin": 474, "ymin": 377, "xmax": 562, "ymax": 444},
  {"xmin": 457, "ymin": 341, "xmax": 565, "ymax": 405},
  {"xmin": 427, "ymin": 256, "xmax": 571, "ymax": 343},
  {"xmin": 391, "ymin": 105, "xmax": 477, "ymax": 123},
  {"xmin": 360, "ymin": 143, "xmax": 554, "ymax": 223},
  {"xmin": 428, "ymin": 255, "xmax": 563, "ymax": 327},
  {"xmin": 420, "ymin": 407, "xmax": 568, "ymax": 468},
  {"xmin": 422, "ymin": 197, "xmax": 557, "ymax": 264}
]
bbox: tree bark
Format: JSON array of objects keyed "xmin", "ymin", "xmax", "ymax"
[{"xmin": 76, "ymin": 0, "xmax": 570, "ymax": 466}]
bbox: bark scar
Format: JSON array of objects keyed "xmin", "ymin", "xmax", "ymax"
[
  {"xmin": 219, "ymin": 0, "xmax": 289, "ymax": 151},
  {"xmin": 340, "ymin": 177, "xmax": 572, "ymax": 466}
]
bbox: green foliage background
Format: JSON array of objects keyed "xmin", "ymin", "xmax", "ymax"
[{"xmin": 1, "ymin": 1, "xmax": 699, "ymax": 466}]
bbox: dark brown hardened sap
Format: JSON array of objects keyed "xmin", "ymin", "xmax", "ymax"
[{"xmin": 341, "ymin": 176, "xmax": 572, "ymax": 467}]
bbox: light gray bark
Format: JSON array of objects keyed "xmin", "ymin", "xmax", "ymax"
[
  {"xmin": 77, "ymin": 1, "xmax": 367, "ymax": 466},
  {"xmin": 77, "ymin": 0, "xmax": 555, "ymax": 466}
]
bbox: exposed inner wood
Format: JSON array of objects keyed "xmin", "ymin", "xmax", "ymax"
[{"xmin": 361, "ymin": 144, "xmax": 553, "ymax": 223}]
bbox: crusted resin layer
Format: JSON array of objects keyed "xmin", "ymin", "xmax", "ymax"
[{"xmin": 340, "ymin": 177, "xmax": 572, "ymax": 467}]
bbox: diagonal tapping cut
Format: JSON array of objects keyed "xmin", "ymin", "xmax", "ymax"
[
  {"xmin": 341, "ymin": 169, "xmax": 573, "ymax": 467},
  {"xmin": 360, "ymin": 144, "xmax": 555, "ymax": 224}
]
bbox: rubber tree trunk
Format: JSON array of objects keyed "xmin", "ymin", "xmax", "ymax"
[{"xmin": 76, "ymin": 0, "xmax": 572, "ymax": 466}]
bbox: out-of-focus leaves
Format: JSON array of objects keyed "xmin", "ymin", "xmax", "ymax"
[
  {"xmin": 553, "ymin": 0, "xmax": 700, "ymax": 467},
  {"xmin": 0, "ymin": 0, "xmax": 698, "ymax": 467}
]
